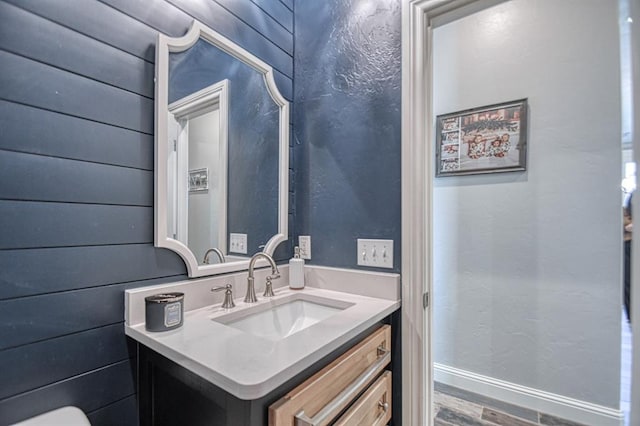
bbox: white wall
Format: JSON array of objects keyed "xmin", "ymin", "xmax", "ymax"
[
  {"xmin": 188, "ymin": 109, "xmax": 220, "ymax": 262},
  {"xmin": 433, "ymin": 0, "xmax": 622, "ymax": 409}
]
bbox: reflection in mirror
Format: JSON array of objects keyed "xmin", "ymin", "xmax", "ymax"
[
  {"xmin": 155, "ymin": 21, "xmax": 289, "ymax": 277},
  {"xmin": 167, "ymin": 80, "xmax": 229, "ymax": 265}
]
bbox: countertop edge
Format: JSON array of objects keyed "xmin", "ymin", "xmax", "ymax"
[{"xmin": 125, "ymin": 299, "xmax": 400, "ymax": 400}]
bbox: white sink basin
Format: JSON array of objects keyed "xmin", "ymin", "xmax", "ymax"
[{"xmin": 212, "ymin": 294, "xmax": 354, "ymax": 341}]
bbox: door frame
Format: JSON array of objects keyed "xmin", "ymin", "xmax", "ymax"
[
  {"xmin": 402, "ymin": 2, "xmax": 486, "ymax": 424},
  {"xmin": 630, "ymin": 1, "xmax": 640, "ymax": 424},
  {"xmin": 401, "ymin": 2, "xmax": 472, "ymax": 424},
  {"xmin": 402, "ymin": 1, "xmax": 640, "ymax": 425}
]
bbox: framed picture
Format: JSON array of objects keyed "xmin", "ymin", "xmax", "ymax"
[
  {"xmin": 188, "ymin": 168, "xmax": 209, "ymax": 192},
  {"xmin": 435, "ymin": 99, "xmax": 528, "ymax": 177}
]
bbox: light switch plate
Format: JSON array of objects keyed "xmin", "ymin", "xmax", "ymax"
[
  {"xmin": 298, "ymin": 235, "xmax": 311, "ymax": 260},
  {"xmin": 357, "ymin": 239, "xmax": 393, "ymax": 269},
  {"xmin": 229, "ymin": 233, "xmax": 247, "ymax": 254}
]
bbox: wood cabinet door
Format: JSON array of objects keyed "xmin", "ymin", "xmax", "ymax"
[
  {"xmin": 268, "ymin": 325, "xmax": 391, "ymax": 426},
  {"xmin": 334, "ymin": 371, "xmax": 392, "ymax": 426}
]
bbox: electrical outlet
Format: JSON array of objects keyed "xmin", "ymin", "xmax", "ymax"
[
  {"xmin": 298, "ymin": 235, "xmax": 311, "ymax": 260},
  {"xmin": 357, "ymin": 239, "xmax": 393, "ymax": 269},
  {"xmin": 229, "ymin": 233, "xmax": 247, "ymax": 254}
]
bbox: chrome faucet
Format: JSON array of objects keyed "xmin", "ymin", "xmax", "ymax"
[
  {"xmin": 211, "ymin": 284, "xmax": 235, "ymax": 309},
  {"xmin": 203, "ymin": 247, "xmax": 225, "ymax": 264},
  {"xmin": 245, "ymin": 252, "xmax": 279, "ymax": 303}
]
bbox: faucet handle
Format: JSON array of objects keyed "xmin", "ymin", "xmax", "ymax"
[
  {"xmin": 211, "ymin": 284, "xmax": 235, "ymax": 309},
  {"xmin": 263, "ymin": 276, "xmax": 276, "ymax": 298}
]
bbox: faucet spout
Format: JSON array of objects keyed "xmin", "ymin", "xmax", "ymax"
[
  {"xmin": 203, "ymin": 248, "xmax": 225, "ymax": 264},
  {"xmin": 245, "ymin": 252, "xmax": 279, "ymax": 303}
]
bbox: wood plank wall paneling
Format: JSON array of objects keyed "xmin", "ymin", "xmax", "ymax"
[
  {"xmin": 164, "ymin": 0, "xmax": 292, "ymax": 75},
  {"xmin": 0, "ymin": 0, "xmax": 293, "ymax": 424},
  {"xmin": 209, "ymin": 0, "xmax": 292, "ymax": 54},
  {"xmin": 0, "ymin": 100, "xmax": 154, "ymax": 169},
  {"xmin": 0, "ymin": 276, "xmax": 184, "ymax": 351},
  {"xmin": 0, "ymin": 360, "xmax": 136, "ymax": 426},
  {"xmin": 0, "ymin": 151, "xmax": 153, "ymax": 206},
  {"xmin": 251, "ymin": 0, "xmax": 293, "ymax": 33},
  {"xmin": 99, "ymin": 0, "xmax": 293, "ymax": 101},
  {"xmin": 278, "ymin": 0, "xmax": 293, "ymax": 13},
  {"xmin": 0, "ymin": 50, "xmax": 154, "ymax": 134},
  {"xmin": 87, "ymin": 395, "xmax": 139, "ymax": 426},
  {"xmin": 0, "ymin": 201, "xmax": 153, "ymax": 249},
  {"xmin": 0, "ymin": 323, "xmax": 134, "ymax": 400},
  {"xmin": 0, "ymin": 2, "xmax": 154, "ymax": 98},
  {"xmin": 2, "ymin": 0, "xmax": 158, "ymax": 62},
  {"xmin": 0, "ymin": 245, "xmax": 186, "ymax": 300}
]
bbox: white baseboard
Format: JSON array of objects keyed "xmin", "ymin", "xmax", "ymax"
[{"xmin": 434, "ymin": 363, "xmax": 623, "ymax": 426}]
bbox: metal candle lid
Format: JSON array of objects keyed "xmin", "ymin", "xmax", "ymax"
[{"xmin": 145, "ymin": 292, "xmax": 184, "ymax": 303}]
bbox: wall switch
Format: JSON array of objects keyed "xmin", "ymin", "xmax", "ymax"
[
  {"xmin": 229, "ymin": 233, "xmax": 247, "ymax": 254},
  {"xmin": 357, "ymin": 239, "xmax": 393, "ymax": 269},
  {"xmin": 298, "ymin": 235, "xmax": 311, "ymax": 260}
]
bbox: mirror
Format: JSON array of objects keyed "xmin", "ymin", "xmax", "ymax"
[{"xmin": 155, "ymin": 21, "xmax": 289, "ymax": 277}]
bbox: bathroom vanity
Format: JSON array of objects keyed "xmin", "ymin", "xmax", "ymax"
[
  {"xmin": 124, "ymin": 266, "xmax": 401, "ymax": 425},
  {"xmin": 133, "ymin": 17, "xmax": 402, "ymax": 425}
]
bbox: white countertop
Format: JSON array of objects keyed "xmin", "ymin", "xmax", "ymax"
[{"xmin": 124, "ymin": 265, "xmax": 400, "ymax": 400}]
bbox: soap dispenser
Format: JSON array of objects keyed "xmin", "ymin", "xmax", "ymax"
[{"xmin": 289, "ymin": 246, "xmax": 305, "ymax": 289}]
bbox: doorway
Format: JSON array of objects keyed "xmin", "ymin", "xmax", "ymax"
[{"xmin": 401, "ymin": 0, "xmax": 639, "ymax": 425}]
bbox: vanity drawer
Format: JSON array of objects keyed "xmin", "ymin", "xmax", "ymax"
[
  {"xmin": 268, "ymin": 325, "xmax": 391, "ymax": 426},
  {"xmin": 334, "ymin": 370, "xmax": 392, "ymax": 426}
]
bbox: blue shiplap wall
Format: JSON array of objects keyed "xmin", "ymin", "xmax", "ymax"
[
  {"xmin": 0, "ymin": 0, "xmax": 293, "ymax": 424},
  {"xmin": 293, "ymin": 0, "xmax": 402, "ymax": 272}
]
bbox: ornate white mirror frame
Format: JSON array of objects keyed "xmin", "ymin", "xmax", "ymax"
[{"xmin": 155, "ymin": 21, "xmax": 289, "ymax": 278}]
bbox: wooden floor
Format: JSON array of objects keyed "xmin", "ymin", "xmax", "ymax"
[{"xmin": 434, "ymin": 382, "xmax": 586, "ymax": 426}]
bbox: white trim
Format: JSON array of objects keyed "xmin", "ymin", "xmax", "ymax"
[
  {"xmin": 155, "ymin": 20, "xmax": 289, "ymax": 278},
  {"xmin": 169, "ymin": 80, "xmax": 229, "ymax": 254},
  {"xmin": 403, "ymin": 1, "xmax": 462, "ymax": 424},
  {"xmin": 434, "ymin": 363, "xmax": 623, "ymax": 426},
  {"xmin": 168, "ymin": 79, "xmax": 228, "ymax": 118},
  {"xmin": 402, "ymin": 2, "xmax": 531, "ymax": 425},
  {"xmin": 176, "ymin": 117, "xmax": 188, "ymax": 242},
  {"xmin": 402, "ymin": 2, "xmax": 431, "ymax": 425}
]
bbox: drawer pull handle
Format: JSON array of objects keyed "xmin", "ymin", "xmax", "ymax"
[
  {"xmin": 378, "ymin": 401, "xmax": 389, "ymax": 412},
  {"xmin": 295, "ymin": 346, "xmax": 390, "ymax": 426}
]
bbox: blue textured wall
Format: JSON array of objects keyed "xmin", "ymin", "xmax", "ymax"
[
  {"xmin": 0, "ymin": 0, "xmax": 292, "ymax": 424},
  {"xmin": 294, "ymin": 0, "xmax": 402, "ymax": 272}
]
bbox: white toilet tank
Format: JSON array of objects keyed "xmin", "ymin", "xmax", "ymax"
[{"xmin": 11, "ymin": 407, "xmax": 91, "ymax": 426}]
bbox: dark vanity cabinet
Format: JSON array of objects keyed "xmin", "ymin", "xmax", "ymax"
[
  {"xmin": 136, "ymin": 312, "xmax": 401, "ymax": 426},
  {"xmin": 138, "ymin": 345, "xmax": 275, "ymax": 426}
]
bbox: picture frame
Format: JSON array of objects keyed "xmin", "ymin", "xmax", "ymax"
[
  {"xmin": 435, "ymin": 99, "xmax": 528, "ymax": 177},
  {"xmin": 188, "ymin": 168, "xmax": 209, "ymax": 192}
]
